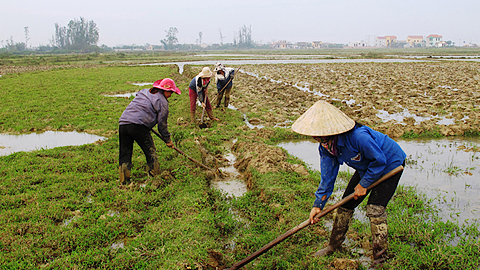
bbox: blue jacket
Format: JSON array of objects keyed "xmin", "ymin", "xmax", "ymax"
[
  {"xmin": 119, "ymin": 88, "xmax": 171, "ymax": 143},
  {"xmin": 314, "ymin": 125, "xmax": 406, "ymax": 209},
  {"xmin": 216, "ymin": 68, "xmax": 235, "ymax": 92}
]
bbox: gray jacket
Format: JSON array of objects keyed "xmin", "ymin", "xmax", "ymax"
[{"xmin": 119, "ymin": 88, "xmax": 171, "ymax": 143}]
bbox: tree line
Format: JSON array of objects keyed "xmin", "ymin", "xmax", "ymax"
[
  {"xmin": 53, "ymin": 17, "xmax": 99, "ymax": 51},
  {"xmin": 1, "ymin": 19, "xmax": 256, "ymax": 53}
]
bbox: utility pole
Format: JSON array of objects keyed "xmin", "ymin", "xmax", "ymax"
[{"xmin": 24, "ymin": 26, "xmax": 30, "ymax": 48}]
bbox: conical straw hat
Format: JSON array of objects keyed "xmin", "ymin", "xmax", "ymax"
[{"xmin": 292, "ymin": 100, "xmax": 355, "ymax": 136}]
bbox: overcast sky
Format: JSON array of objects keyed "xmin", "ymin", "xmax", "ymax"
[{"xmin": 2, "ymin": 0, "xmax": 479, "ymax": 47}]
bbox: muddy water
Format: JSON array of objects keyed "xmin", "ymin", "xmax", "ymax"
[
  {"xmin": 0, "ymin": 131, "xmax": 106, "ymax": 156},
  {"xmin": 212, "ymin": 152, "xmax": 247, "ymax": 198},
  {"xmin": 278, "ymin": 137, "xmax": 480, "ymax": 225}
]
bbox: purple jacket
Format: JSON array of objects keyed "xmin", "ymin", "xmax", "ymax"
[{"xmin": 119, "ymin": 88, "xmax": 171, "ymax": 143}]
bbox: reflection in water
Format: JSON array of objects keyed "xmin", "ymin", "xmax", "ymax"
[
  {"xmin": 0, "ymin": 131, "xmax": 106, "ymax": 156},
  {"xmin": 278, "ymin": 137, "xmax": 480, "ymax": 224},
  {"xmin": 277, "ymin": 139, "xmax": 354, "ymax": 174}
]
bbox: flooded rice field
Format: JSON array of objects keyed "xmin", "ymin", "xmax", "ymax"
[
  {"xmin": 0, "ymin": 131, "xmax": 106, "ymax": 156},
  {"xmin": 229, "ymin": 61, "xmax": 480, "ymax": 138},
  {"xmin": 206, "ymin": 60, "xmax": 480, "ymax": 226},
  {"xmin": 278, "ymin": 137, "xmax": 480, "ymax": 224}
]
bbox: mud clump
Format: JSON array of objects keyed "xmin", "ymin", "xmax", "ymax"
[
  {"xmin": 232, "ymin": 141, "xmax": 309, "ymax": 177},
  {"xmin": 330, "ymin": 258, "xmax": 359, "ymax": 270}
]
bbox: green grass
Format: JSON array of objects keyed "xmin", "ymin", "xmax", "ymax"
[{"xmin": 1, "ymin": 57, "xmax": 479, "ymax": 269}]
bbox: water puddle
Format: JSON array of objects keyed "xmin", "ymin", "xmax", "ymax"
[
  {"xmin": 278, "ymin": 137, "xmax": 480, "ymax": 225},
  {"xmin": 62, "ymin": 216, "xmax": 79, "ymax": 227},
  {"xmin": 105, "ymin": 92, "xmax": 136, "ymax": 98},
  {"xmin": 225, "ymin": 104, "xmax": 264, "ymax": 129},
  {"xmin": 104, "ymin": 82, "xmax": 151, "ymax": 97},
  {"xmin": 376, "ymin": 109, "xmax": 462, "ymax": 126},
  {"xmin": 0, "ymin": 131, "xmax": 106, "ymax": 156},
  {"xmin": 110, "ymin": 236, "xmax": 133, "ymax": 250},
  {"xmin": 212, "ymin": 152, "xmax": 247, "ymax": 198}
]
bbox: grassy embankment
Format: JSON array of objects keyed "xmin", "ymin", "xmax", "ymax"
[{"xmin": 1, "ymin": 60, "xmax": 479, "ymax": 269}]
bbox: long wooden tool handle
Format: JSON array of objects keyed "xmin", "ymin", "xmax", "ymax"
[
  {"xmin": 150, "ymin": 129, "xmax": 214, "ymax": 172},
  {"xmin": 213, "ymin": 66, "xmax": 242, "ymax": 104},
  {"xmin": 219, "ymin": 66, "xmax": 241, "ymax": 94},
  {"xmin": 227, "ymin": 165, "xmax": 404, "ymax": 270},
  {"xmin": 172, "ymin": 145, "xmax": 213, "ymax": 171},
  {"xmin": 201, "ymin": 93, "xmax": 207, "ymax": 123}
]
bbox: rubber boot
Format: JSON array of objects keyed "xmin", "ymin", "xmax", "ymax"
[
  {"xmin": 190, "ymin": 111, "xmax": 196, "ymax": 124},
  {"xmin": 119, "ymin": 163, "xmax": 131, "ymax": 185},
  {"xmin": 216, "ymin": 92, "xmax": 223, "ymax": 108},
  {"xmin": 206, "ymin": 109, "xmax": 219, "ymax": 121},
  {"xmin": 367, "ymin": 204, "xmax": 389, "ymax": 266},
  {"xmin": 314, "ymin": 207, "xmax": 354, "ymax": 257},
  {"xmin": 147, "ymin": 160, "xmax": 161, "ymax": 177},
  {"xmin": 224, "ymin": 96, "xmax": 230, "ymax": 108}
]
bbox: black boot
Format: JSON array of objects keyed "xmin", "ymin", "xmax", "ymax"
[{"xmin": 314, "ymin": 207, "xmax": 354, "ymax": 257}]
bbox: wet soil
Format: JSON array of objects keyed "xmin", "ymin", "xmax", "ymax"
[{"xmin": 230, "ymin": 62, "xmax": 480, "ymax": 138}]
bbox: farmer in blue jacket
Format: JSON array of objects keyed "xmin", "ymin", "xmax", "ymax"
[
  {"xmin": 292, "ymin": 100, "xmax": 406, "ymax": 265},
  {"xmin": 214, "ymin": 62, "xmax": 235, "ymax": 109},
  {"xmin": 118, "ymin": 78, "xmax": 180, "ymax": 185}
]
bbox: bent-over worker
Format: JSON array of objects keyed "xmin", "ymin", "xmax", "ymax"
[
  {"xmin": 188, "ymin": 67, "xmax": 219, "ymax": 123},
  {"xmin": 291, "ymin": 100, "xmax": 406, "ymax": 266},
  {"xmin": 118, "ymin": 78, "xmax": 180, "ymax": 184},
  {"xmin": 214, "ymin": 62, "xmax": 235, "ymax": 109}
]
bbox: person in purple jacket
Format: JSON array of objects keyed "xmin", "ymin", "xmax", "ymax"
[
  {"xmin": 292, "ymin": 100, "xmax": 406, "ymax": 265},
  {"xmin": 118, "ymin": 78, "xmax": 181, "ymax": 185}
]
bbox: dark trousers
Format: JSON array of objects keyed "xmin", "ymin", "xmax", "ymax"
[
  {"xmin": 216, "ymin": 86, "xmax": 232, "ymax": 108},
  {"xmin": 342, "ymin": 161, "xmax": 405, "ymax": 210},
  {"xmin": 119, "ymin": 124, "xmax": 158, "ymax": 167}
]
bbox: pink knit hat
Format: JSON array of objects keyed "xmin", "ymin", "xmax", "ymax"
[{"xmin": 152, "ymin": 78, "xmax": 181, "ymax": 95}]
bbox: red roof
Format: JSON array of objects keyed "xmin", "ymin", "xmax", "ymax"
[
  {"xmin": 407, "ymin": 36, "xmax": 423, "ymax": 39},
  {"xmin": 427, "ymin": 34, "xmax": 442, "ymax": 38}
]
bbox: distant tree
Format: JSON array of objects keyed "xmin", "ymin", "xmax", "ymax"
[
  {"xmin": 5, "ymin": 36, "xmax": 26, "ymax": 52},
  {"xmin": 53, "ymin": 17, "xmax": 99, "ymax": 51},
  {"xmin": 234, "ymin": 25, "xmax": 254, "ymax": 48},
  {"xmin": 161, "ymin": 27, "xmax": 179, "ymax": 50}
]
